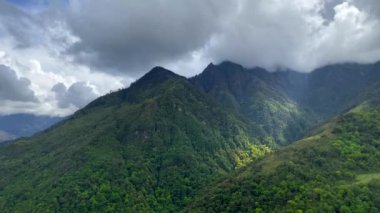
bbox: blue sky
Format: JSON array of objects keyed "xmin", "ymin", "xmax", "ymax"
[{"xmin": 6, "ymin": 0, "xmax": 67, "ymax": 11}]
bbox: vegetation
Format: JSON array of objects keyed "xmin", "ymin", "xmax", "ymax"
[
  {"xmin": 192, "ymin": 62, "xmax": 317, "ymax": 146},
  {"xmin": 187, "ymin": 108, "xmax": 380, "ymax": 212},
  {"xmin": 1, "ymin": 62, "xmax": 380, "ymax": 212},
  {"xmin": 0, "ymin": 67, "xmax": 269, "ymax": 212},
  {"xmin": 192, "ymin": 61, "xmax": 380, "ymax": 146}
]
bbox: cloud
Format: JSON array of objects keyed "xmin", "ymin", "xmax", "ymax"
[
  {"xmin": 0, "ymin": 0, "xmax": 50, "ymax": 49},
  {"xmin": 0, "ymin": 64, "xmax": 37, "ymax": 102},
  {"xmin": 1, "ymin": 0, "xmax": 380, "ymax": 116},
  {"xmin": 205, "ymin": 0, "xmax": 380, "ymax": 71},
  {"xmin": 64, "ymin": 0, "xmax": 236, "ymax": 76},
  {"xmin": 0, "ymin": 2, "xmax": 127, "ymax": 116},
  {"xmin": 4, "ymin": 0, "xmax": 380, "ymax": 76},
  {"xmin": 311, "ymin": 1, "xmax": 380, "ymax": 67},
  {"xmin": 60, "ymin": 0, "xmax": 380, "ymax": 74},
  {"xmin": 52, "ymin": 82, "xmax": 97, "ymax": 108}
]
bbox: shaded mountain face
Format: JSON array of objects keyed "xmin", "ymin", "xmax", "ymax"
[
  {"xmin": 191, "ymin": 62, "xmax": 314, "ymax": 146},
  {"xmin": 301, "ymin": 62, "xmax": 380, "ymax": 118},
  {"xmin": 191, "ymin": 61, "xmax": 380, "ymax": 146},
  {"xmin": 187, "ymin": 101, "xmax": 380, "ymax": 212},
  {"xmin": 0, "ymin": 67, "xmax": 270, "ymax": 212},
  {"xmin": 0, "ymin": 114, "xmax": 62, "ymax": 142}
]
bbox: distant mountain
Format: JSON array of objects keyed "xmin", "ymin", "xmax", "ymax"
[
  {"xmin": 187, "ymin": 94, "xmax": 380, "ymax": 212},
  {"xmin": 0, "ymin": 67, "xmax": 269, "ymax": 212},
  {"xmin": 0, "ymin": 61, "xmax": 379, "ymax": 212},
  {"xmin": 0, "ymin": 114, "xmax": 63, "ymax": 142}
]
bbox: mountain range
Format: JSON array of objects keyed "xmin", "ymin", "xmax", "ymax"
[
  {"xmin": 0, "ymin": 114, "xmax": 62, "ymax": 142},
  {"xmin": 0, "ymin": 61, "xmax": 379, "ymax": 212}
]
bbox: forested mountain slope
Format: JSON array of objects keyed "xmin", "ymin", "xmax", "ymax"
[
  {"xmin": 192, "ymin": 61, "xmax": 380, "ymax": 146},
  {"xmin": 0, "ymin": 62, "xmax": 379, "ymax": 212},
  {"xmin": 0, "ymin": 67, "xmax": 269, "ymax": 212},
  {"xmin": 186, "ymin": 100, "xmax": 380, "ymax": 212}
]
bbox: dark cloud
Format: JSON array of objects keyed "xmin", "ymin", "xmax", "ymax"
[
  {"xmin": 0, "ymin": 65, "xmax": 37, "ymax": 102},
  {"xmin": 322, "ymin": 0, "xmax": 343, "ymax": 21},
  {"xmin": 64, "ymin": 0, "xmax": 235, "ymax": 76},
  {"xmin": 52, "ymin": 82, "xmax": 97, "ymax": 108}
]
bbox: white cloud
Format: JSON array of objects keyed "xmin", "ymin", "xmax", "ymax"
[
  {"xmin": 205, "ymin": 0, "xmax": 380, "ymax": 71},
  {"xmin": 52, "ymin": 81, "xmax": 97, "ymax": 108},
  {"xmin": 0, "ymin": 1, "xmax": 129, "ymax": 116}
]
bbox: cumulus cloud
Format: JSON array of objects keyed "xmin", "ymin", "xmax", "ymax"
[
  {"xmin": 52, "ymin": 82, "xmax": 97, "ymax": 108},
  {"xmin": 205, "ymin": 0, "xmax": 380, "ymax": 71},
  {"xmin": 61, "ymin": 0, "xmax": 380, "ymax": 73},
  {"xmin": 0, "ymin": 1, "xmax": 127, "ymax": 116},
  {"xmin": 0, "ymin": 65, "xmax": 37, "ymax": 102},
  {"xmin": 64, "ymin": 0, "xmax": 235, "ymax": 76}
]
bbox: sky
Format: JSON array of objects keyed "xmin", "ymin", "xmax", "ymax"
[{"xmin": 0, "ymin": 0, "xmax": 379, "ymax": 116}]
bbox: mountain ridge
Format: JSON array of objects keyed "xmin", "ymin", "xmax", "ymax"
[
  {"xmin": 0, "ymin": 60, "xmax": 379, "ymax": 212},
  {"xmin": 0, "ymin": 67, "xmax": 270, "ymax": 212}
]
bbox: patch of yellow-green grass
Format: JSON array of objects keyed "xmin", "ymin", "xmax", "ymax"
[{"xmin": 355, "ymin": 173, "xmax": 380, "ymax": 184}]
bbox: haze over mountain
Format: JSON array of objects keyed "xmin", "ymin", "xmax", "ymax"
[{"xmin": 0, "ymin": 61, "xmax": 379, "ymax": 212}]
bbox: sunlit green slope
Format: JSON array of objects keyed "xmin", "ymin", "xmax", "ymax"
[{"xmin": 186, "ymin": 103, "xmax": 380, "ymax": 212}]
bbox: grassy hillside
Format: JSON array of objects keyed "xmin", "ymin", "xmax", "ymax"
[
  {"xmin": 186, "ymin": 107, "xmax": 380, "ymax": 212},
  {"xmin": 0, "ymin": 67, "xmax": 270, "ymax": 212}
]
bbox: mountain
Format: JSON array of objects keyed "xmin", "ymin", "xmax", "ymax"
[
  {"xmin": 191, "ymin": 62, "xmax": 315, "ymax": 146},
  {"xmin": 191, "ymin": 61, "xmax": 380, "ymax": 146},
  {"xmin": 0, "ymin": 114, "xmax": 63, "ymax": 142},
  {"xmin": 0, "ymin": 67, "xmax": 269, "ymax": 212},
  {"xmin": 187, "ymin": 97, "xmax": 380, "ymax": 212},
  {"xmin": 0, "ymin": 61, "xmax": 380, "ymax": 212},
  {"xmin": 299, "ymin": 62, "xmax": 380, "ymax": 118}
]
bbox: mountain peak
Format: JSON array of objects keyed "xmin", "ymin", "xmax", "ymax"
[
  {"xmin": 217, "ymin": 61, "xmax": 244, "ymax": 68},
  {"xmin": 122, "ymin": 66, "xmax": 185, "ymax": 94},
  {"xmin": 78, "ymin": 66, "xmax": 185, "ymax": 110},
  {"xmin": 136, "ymin": 66, "xmax": 182, "ymax": 85},
  {"xmin": 149, "ymin": 66, "xmax": 174, "ymax": 74}
]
